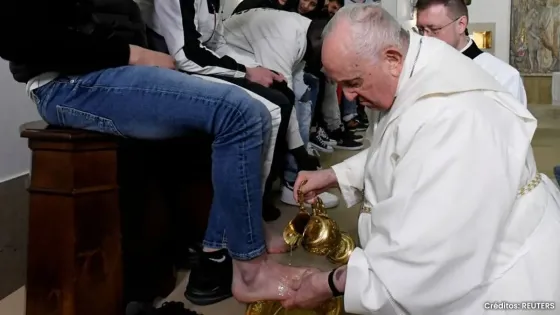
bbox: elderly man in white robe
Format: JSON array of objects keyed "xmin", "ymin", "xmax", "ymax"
[{"xmin": 284, "ymin": 3, "xmax": 560, "ymax": 314}]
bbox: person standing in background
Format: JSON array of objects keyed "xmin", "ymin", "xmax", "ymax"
[{"xmin": 415, "ymin": 0, "xmax": 527, "ymax": 106}]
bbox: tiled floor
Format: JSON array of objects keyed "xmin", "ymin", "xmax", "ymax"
[{"xmin": 1, "ymin": 104, "xmax": 559, "ymax": 315}]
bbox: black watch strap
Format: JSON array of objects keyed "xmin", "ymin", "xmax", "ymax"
[{"xmin": 328, "ymin": 268, "xmax": 344, "ymax": 297}]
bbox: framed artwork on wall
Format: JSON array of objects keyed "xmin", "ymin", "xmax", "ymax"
[{"xmin": 510, "ymin": 0, "xmax": 560, "ymax": 74}]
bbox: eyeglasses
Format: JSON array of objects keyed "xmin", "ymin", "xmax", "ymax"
[{"xmin": 414, "ymin": 16, "xmax": 462, "ymax": 35}]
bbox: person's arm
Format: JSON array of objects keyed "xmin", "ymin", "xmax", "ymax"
[
  {"xmin": 330, "ymin": 151, "xmax": 369, "ymax": 207},
  {"xmin": 344, "ymin": 100, "xmax": 521, "ymax": 314},
  {"xmin": 154, "ymin": 0, "xmax": 246, "ymax": 77},
  {"xmin": 507, "ymin": 73, "xmax": 528, "ymax": 108},
  {"xmin": 0, "ymin": 3, "xmax": 130, "ymax": 74}
]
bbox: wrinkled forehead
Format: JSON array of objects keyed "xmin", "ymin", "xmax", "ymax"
[{"xmin": 322, "ymin": 36, "xmax": 360, "ymax": 78}]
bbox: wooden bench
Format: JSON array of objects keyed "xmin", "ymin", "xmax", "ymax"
[{"xmin": 20, "ymin": 121, "xmax": 214, "ymax": 315}]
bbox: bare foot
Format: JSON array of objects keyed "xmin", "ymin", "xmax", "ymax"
[
  {"xmin": 265, "ymin": 224, "xmax": 290, "ymax": 254},
  {"xmin": 231, "ymin": 256, "xmax": 315, "ymax": 303}
]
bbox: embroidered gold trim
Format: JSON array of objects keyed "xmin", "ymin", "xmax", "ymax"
[{"xmin": 517, "ymin": 173, "xmax": 542, "ymax": 197}]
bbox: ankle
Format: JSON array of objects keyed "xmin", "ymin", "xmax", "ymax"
[
  {"xmin": 233, "ymin": 255, "xmax": 267, "ymax": 283},
  {"xmin": 202, "ymin": 247, "xmax": 221, "ymax": 253}
]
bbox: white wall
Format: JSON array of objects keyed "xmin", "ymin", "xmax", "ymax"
[
  {"xmin": 467, "ymin": 0, "xmax": 511, "ymax": 62},
  {"xmin": 0, "ymin": 60, "xmax": 41, "ymax": 182}
]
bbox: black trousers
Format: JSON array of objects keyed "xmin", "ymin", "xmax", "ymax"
[{"xmin": 312, "ymin": 72, "xmax": 327, "ymax": 128}]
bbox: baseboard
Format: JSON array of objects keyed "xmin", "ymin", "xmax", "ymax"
[{"xmin": 0, "ymin": 174, "xmax": 29, "ymax": 300}]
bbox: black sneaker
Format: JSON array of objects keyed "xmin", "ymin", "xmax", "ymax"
[
  {"xmin": 262, "ymin": 195, "xmax": 281, "ymax": 222},
  {"xmin": 316, "ymin": 127, "xmax": 337, "ymax": 146},
  {"xmin": 126, "ymin": 301, "xmax": 200, "ymax": 315},
  {"xmin": 344, "ymin": 118, "xmax": 367, "ymax": 132},
  {"xmin": 327, "ymin": 128, "xmax": 364, "ymax": 150},
  {"xmin": 309, "ymin": 132, "xmax": 334, "ymax": 153},
  {"xmin": 185, "ymin": 249, "xmax": 233, "ymax": 305},
  {"xmin": 175, "ymin": 243, "xmax": 202, "ymax": 270},
  {"xmin": 343, "ymin": 128, "xmax": 364, "ymax": 143}
]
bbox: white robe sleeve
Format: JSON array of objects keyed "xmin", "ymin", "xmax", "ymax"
[
  {"xmin": 331, "ymin": 150, "xmax": 369, "ymax": 208},
  {"xmin": 344, "ymin": 103, "xmax": 521, "ymax": 314},
  {"xmin": 505, "ymin": 74, "xmax": 527, "ymax": 107}
]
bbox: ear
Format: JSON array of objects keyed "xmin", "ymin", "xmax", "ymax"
[
  {"xmin": 457, "ymin": 15, "xmax": 468, "ymax": 35},
  {"xmin": 383, "ymin": 47, "xmax": 404, "ymax": 77}
]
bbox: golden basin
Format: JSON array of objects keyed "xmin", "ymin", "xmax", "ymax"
[
  {"xmin": 246, "ymin": 297, "xmax": 343, "ymax": 315},
  {"xmin": 326, "ymin": 232, "xmax": 355, "ymax": 265}
]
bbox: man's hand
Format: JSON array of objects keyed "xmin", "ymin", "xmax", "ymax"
[
  {"xmin": 129, "ymin": 45, "xmax": 176, "ymax": 69},
  {"xmin": 294, "ymin": 169, "xmax": 338, "ymax": 203},
  {"xmin": 281, "ymin": 271, "xmax": 333, "ymax": 309},
  {"xmin": 246, "ymin": 66, "xmax": 285, "ymax": 87}
]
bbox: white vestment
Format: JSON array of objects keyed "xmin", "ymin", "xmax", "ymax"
[
  {"xmin": 461, "ymin": 38, "xmax": 528, "ymax": 107},
  {"xmin": 332, "ymin": 33, "xmax": 560, "ymax": 315}
]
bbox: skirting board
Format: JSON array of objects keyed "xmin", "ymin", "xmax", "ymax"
[{"xmin": 0, "ymin": 173, "xmax": 29, "ymax": 300}]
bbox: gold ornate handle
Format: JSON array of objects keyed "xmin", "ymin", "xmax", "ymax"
[
  {"xmin": 311, "ymin": 197, "xmax": 327, "ymax": 216},
  {"xmin": 297, "ymin": 180, "xmax": 308, "ymax": 212}
]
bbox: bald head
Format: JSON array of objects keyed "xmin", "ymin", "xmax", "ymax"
[
  {"xmin": 322, "ymin": 4, "xmax": 409, "ymax": 62},
  {"xmin": 321, "ymin": 4, "xmax": 409, "ymax": 110}
]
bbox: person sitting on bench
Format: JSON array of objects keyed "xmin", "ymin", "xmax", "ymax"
[{"xmin": 1, "ymin": 0, "xmax": 313, "ymax": 306}]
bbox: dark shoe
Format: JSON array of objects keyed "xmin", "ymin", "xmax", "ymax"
[
  {"xmin": 344, "ymin": 118, "xmax": 367, "ymax": 132},
  {"xmin": 263, "ymin": 197, "xmax": 281, "ymax": 222},
  {"xmin": 126, "ymin": 301, "xmax": 201, "ymax": 315},
  {"xmin": 185, "ymin": 249, "xmax": 233, "ymax": 306},
  {"xmin": 309, "ymin": 132, "xmax": 334, "ymax": 153},
  {"xmin": 327, "ymin": 128, "xmax": 364, "ymax": 150},
  {"xmin": 343, "ymin": 127, "xmax": 364, "ymax": 143},
  {"xmin": 175, "ymin": 243, "xmax": 202, "ymax": 270}
]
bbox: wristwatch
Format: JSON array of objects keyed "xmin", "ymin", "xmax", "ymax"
[{"xmin": 328, "ymin": 268, "xmax": 344, "ymax": 297}]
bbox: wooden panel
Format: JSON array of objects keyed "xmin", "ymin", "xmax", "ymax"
[{"xmin": 522, "ymin": 75, "xmax": 552, "ymax": 105}]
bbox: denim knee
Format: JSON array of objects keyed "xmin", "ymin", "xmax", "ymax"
[{"xmin": 218, "ymin": 95, "xmax": 268, "ymax": 141}]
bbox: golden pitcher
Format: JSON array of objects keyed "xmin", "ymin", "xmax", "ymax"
[
  {"xmin": 301, "ymin": 197, "xmax": 341, "ymax": 256},
  {"xmin": 283, "ymin": 181, "xmax": 311, "ymax": 248}
]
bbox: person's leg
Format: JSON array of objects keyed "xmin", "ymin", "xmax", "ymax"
[
  {"xmin": 341, "ymin": 95, "xmax": 368, "ymax": 131},
  {"xmin": 283, "ymin": 99, "xmax": 314, "ymax": 184},
  {"xmin": 341, "ymin": 94, "xmax": 358, "ymax": 122},
  {"xmin": 283, "ymin": 73, "xmax": 317, "ymax": 185},
  {"xmin": 282, "ymin": 77, "xmax": 339, "ymax": 209},
  {"xmin": 318, "ymin": 81, "xmax": 364, "ymax": 150},
  {"xmin": 321, "ymin": 80, "xmax": 343, "ymax": 131},
  {"xmin": 31, "ymin": 66, "xmax": 310, "ymax": 303},
  {"xmin": 213, "ymin": 76, "xmax": 293, "ymax": 223},
  {"xmin": 555, "ymin": 165, "xmax": 560, "ymax": 186}
]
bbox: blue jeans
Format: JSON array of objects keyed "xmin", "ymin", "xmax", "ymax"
[
  {"xmin": 284, "ymin": 73, "xmax": 319, "ymax": 184},
  {"xmin": 555, "ymin": 165, "xmax": 560, "ymax": 186},
  {"xmin": 341, "ymin": 95, "xmax": 357, "ymax": 121},
  {"xmin": 31, "ymin": 66, "xmax": 270, "ymax": 260}
]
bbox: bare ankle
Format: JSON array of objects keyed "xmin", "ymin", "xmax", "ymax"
[
  {"xmin": 233, "ymin": 255, "xmax": 267, "ymax": 283},
  {"xmin": 202, "ymin": 247, "xmax": 221, "ymax": 252}
]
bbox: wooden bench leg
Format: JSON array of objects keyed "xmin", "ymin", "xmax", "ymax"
[{"xmin": 23, "ymin": 126, "xmax": 122, "ymax": 315}]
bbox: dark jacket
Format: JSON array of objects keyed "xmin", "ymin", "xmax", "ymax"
[
  {"xmin": 232, "ymin": 0, "xmax": 284, "ymax": 15},
  {"xmin": 1, "ymin": 0, "xmax": 147, "ymax": 83}
]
